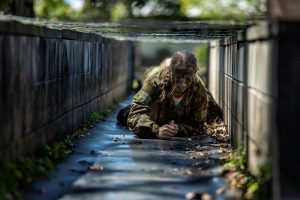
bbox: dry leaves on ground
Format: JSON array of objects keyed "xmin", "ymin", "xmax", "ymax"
[
  {"xmin": 205, "ymin": 122, "xmax": 229, "ymax": 143},
  {"xmin": 88, "ymin": 164, "xmax": 104, "ymax": 172}
]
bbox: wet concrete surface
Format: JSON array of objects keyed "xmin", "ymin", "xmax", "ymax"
[{"xmin": 27, "ymin": 95, "xmax": 232, "ymax": 200}]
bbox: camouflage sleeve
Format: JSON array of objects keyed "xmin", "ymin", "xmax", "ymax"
[
  {"xmin": 178, "ymin": 82, "xmax": 208, "ymax": 136},
  {"xmin": 127, "ymin": 77, "xmax": 160, "ymax": 138}
]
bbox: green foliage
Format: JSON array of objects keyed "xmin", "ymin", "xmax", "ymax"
[
  {"xmin": 193, "ymin": 44, "xmax": 209, "ymax": 85},
  {"xmin": 224, "ymin": 145, "xmax": 247, "ymax": 172},
  {"xmin": 245, "ymin": 162, "xmax": 272, "ymax": 199},
  {"xmin": 111, "ymin": 2, "xmax": 128, "ymax": 21},
  {"xmin": 33, "ymin": 0, "xmax": 265, "ymax": 21},
  {"xmin": 34, "ymin": 0, "xmax": 73, "ymax": 19},
  {"xmin": 224, "ymin": 146, "xmax": 272, "ymax": 199},
  {"xmin": 0, "ymin": 155, "xmax": 55, "ymax": 200},
  {"xmin": 76, "ymin": 0, "xmax": 183, "ymax": 21},
  {"xmin": 0, "ymin": 100, "xmax": 121, "ymax": 199},
  {"xmin": 179, "ymin": 0, "xmax": 266, "ymax": 21},
  {"xmin": 194, "ymin": 44, "xmax": 209, "ymax": 69},
  {"xmin": 83, "ymin": 112, "xmax": 103, "ymax": 127}
]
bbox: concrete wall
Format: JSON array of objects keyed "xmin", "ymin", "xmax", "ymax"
[
  {"xmin": 268, "ymin": 0, "xmax": 300, "ymax": 17},
  {"xmin": 209, "ymin": 19, "xmax": 300, "ymax": 198},
  {"xmin": 209, "ymin": 23, "xmax": 277, "ymax": 174},
  {"xmin": 0, "ymin": 18, "xmax": 134, "ymax": 161}
]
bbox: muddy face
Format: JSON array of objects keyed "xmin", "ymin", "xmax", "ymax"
[{"xmin": 172, "ymin": 67, "xmax": 196, "ymax": 94}]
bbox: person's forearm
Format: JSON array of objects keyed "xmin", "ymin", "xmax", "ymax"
[{"xmin": 128, "ymin": 113, "xmax": 159, "ymax": 138}]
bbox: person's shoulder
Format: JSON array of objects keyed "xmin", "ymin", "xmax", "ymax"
[
  {"xmin": 142, "ymin": 70, "xmax": 161, "ymax": 94},
  {"xmin": 193, "ymin": 75, "xmax": 206, "ymax": 89},
  {"xmin": 142, "ymin": 66, "xmax": 160, "ymax": 80},
  {"xmin": 143, "ymin": 69, "xmax": 161, "ymax": 87}
]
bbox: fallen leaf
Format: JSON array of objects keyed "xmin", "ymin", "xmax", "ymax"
[
  {"xmin": 202, "ymin": 193, "xmax": 212, "ymax": 200},
  {"xmin": 89, "ymin": 164, "xmax": 104, "ymax": 172},
  {"xmin": 183, "ymin": 169, "xmax": 193, "ymax": 176},
  {"xmin": 185, "ymin": 192, "xmax": 212, "ymax": 200},
  {"xmin": 218, "ymin": 149, "xmax": 226, "ymax": 153},
  {"xmin": 216, "ymin": 187, "xmax": 226, "ymax": 195},
  {"xmin": 185, "ymin": 192, "xmax": 200, "ymax": 199}
]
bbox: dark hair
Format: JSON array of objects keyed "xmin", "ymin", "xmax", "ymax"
[{"xmin": 170, "ymin": 50, "xmax": 197, "ymax": 71}]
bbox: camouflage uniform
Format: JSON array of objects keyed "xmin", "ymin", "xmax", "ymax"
[{"xmin": 127, "ymin": 68, "xmax": 208, "ymax": 138}]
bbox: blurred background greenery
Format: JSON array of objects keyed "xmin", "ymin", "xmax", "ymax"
[
  {"xmin": 30, "ymin": 0, "xmax": 266, "ymax": 22},
  {"xmin": 134, "ymin": 43, "xmax": 209, "ymax": 84}
]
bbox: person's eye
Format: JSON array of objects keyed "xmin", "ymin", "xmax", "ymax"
[{"xmin": 185, "ymin": 77, "xmax": 193, "ymax": 83}]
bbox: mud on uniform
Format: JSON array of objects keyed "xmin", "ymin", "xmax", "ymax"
[{"xmin": 126, "ymin": 68, "xmax": 208, "ymax": 138}]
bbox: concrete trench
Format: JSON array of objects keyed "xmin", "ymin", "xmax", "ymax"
[
  {"xmin": 0, "ymin": 16, "xmax": 245, "ymax": 200},
  {"xmin": 2, "ymin": 13, "xmax": 300, "ymax": 199},
  {"xmin": 27, "ymin": 95, "xmax": 232, "ymax": 200}
]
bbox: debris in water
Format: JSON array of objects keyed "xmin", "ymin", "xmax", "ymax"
[
  {"xmin": 89, "ymin": 164, "xmax": 104, "ymax": 172},
  {"xmin": 205, "ymin": 122, "xmax": 229, "ymax": 143},
  {"xmin": 185, "ymin": 192, "xmax": 212, "ymax": 200},
  {"xmin": 216, "ymin": 187, "xmax": 226, "ymax": 195}
]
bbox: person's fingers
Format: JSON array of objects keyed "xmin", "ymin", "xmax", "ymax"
[
  {"xmin": 158, "ymin": 124, "xmax": 180, "ymax": 139},
  {"xmin": 160, "ymin": 127, "xmax": 174, "ymax": 134},
  {"xmin": 164, "ymin": 125, "xmax": 177, "ymax": 131},
  {"xmin": 165, "ymin": 128, "xmax": 177, "ymax": 135},
  {"xmin": 166, "ymin": 130, "xmax": 177, "ymax": 136},
  {"xmin": 158, "ymin": 130, "xmax": 173, "ymax": 138},
  {"xmin": 166, "ymin": 122, "xmax": 179, "ymax": 130},
  {"xmin": 163, "ymin": 132, "xmax": 174, "ymax": 137},
  {"xmin": 161, "ymin": 127, "xmax": 177, "ymax": 136},
  {"xmin": 164, "ymin": 126, "xmax": 178, "ymax": 136},
  {"xmin": 166, "ymin": 125, "xmax": 179, "ymax": 133},
  {"xmin": 169, "ymin": 120, "xmax": 179, "ymax": 130}
]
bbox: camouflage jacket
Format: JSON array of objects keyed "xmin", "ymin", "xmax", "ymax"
[{"xmin": 127, "ymin": 68, "xmax": 208, "ymax": 138}]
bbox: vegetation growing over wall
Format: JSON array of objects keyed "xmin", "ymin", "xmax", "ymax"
[{"xmin": 224, "ymin": 146, "xmax": 272, "ymax": 199}]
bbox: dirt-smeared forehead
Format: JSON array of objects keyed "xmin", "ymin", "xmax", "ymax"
[{"xmin": 172, "ymin": 66, "xmax": 195, "ymax": 76}]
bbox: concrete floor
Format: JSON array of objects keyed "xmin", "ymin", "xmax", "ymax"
[{"xmin": 27, "ymin": 95, "xmax": 232, "ymax": 200}]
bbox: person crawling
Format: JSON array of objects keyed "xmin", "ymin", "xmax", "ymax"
[{"xmin": 117, "ymin": 50, "xmax": 223, "ymax": 139}]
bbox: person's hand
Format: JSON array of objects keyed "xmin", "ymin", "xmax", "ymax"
[{"xmin": 157, "ymin": 120, "xmax": 179, "ymax": 139}]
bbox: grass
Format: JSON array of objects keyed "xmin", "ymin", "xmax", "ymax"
[{"xmin": 0, "ymin": 99, "xmax": 120, "ymax": 200}]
